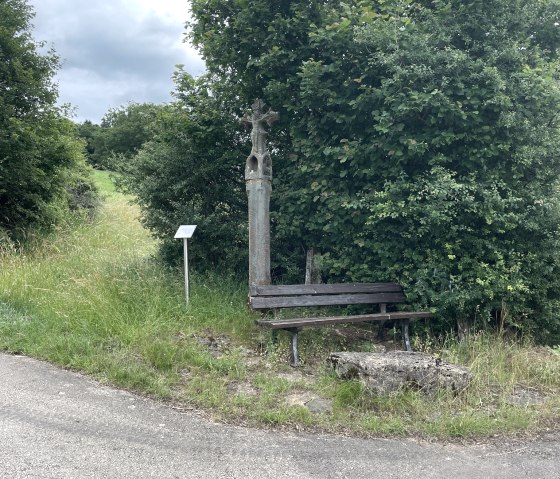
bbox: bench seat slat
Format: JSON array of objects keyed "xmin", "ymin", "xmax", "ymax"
[
  {"xmin": 250, "ymin": 282, "xmax": 402, "ymax": 296},
  {"xmin": 256, "ymin": 311, "xmax": 432, "ymax": 329},
  {"xmin": 250, "ymin": 292, "xmax": 405, "ymax": 309}
]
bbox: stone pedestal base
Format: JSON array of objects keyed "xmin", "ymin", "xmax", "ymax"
[{"xmin": 330, "ymin": 351, "xmax": 472, "ymax": 395}]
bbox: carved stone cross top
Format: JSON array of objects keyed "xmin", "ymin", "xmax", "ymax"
[{"xmin": 241, "ymin": 99, "xmax": 279, "ymax": 155}]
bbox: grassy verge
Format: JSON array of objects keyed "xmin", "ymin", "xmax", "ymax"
[{"xmin": 0, "ymin": 170, "xmax": 558, "ymax": 438}]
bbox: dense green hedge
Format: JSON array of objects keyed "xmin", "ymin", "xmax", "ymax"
[
  {"xmin": 0, "ymin": 0, "xmax": 97, "ymax": 239},
  {"xmin": 123, "ymin": 0, "xmax": 560, "ymax": 341}
]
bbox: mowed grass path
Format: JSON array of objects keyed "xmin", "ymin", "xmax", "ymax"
[{"xmin": 0, "ymin": 171, "xmax": 252, "ymax": 395}]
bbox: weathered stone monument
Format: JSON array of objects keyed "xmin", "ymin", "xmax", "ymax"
[
  {"xmin": 241, "ymin": 99, "xmax": 279, "ymax": 286},
  {"xmin": 330, "ymin": 351, "xmax": 472, "ymax": 395}
]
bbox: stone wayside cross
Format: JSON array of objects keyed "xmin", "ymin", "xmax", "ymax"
[{"xmin": 241, "ymin": 99, "xmax": 279, "ymax": 286}]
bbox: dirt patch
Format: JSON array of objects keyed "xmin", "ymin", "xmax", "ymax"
[
  {"xmin": 193, "ymin": 331, "xmax": 232, "ymax": 357},
  {"xmin": 508, "ymin": 386, "xmax": 549, "ymax": 407},
  {"xmin": 276, "ymin": 369, "xmax": 316, "ymax": 385},
  {"xmin": 227, "ymin": 381, "xmax": 259, "ymax": 397}
]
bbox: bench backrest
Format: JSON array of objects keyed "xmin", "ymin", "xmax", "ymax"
[{"xmin": 249, "ymin": 283, "xmax": 405, "ymax": 310}]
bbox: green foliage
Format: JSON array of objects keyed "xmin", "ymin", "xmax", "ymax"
[
  {"xmin": 332, "ymin": 379, "xmax": 365, "ymax": 409},
  {"xmin": 188, "ymin": 0, "xmax": 560, "ymax": 339},
  {"xmin": 0, "ymin": 0, "xmax": 97, "ymax": 239},
  {"xmin": 88, "ymin": 102, "xmax": 162, "ymax": 168},
  {"xmin": 116, "ymin": 73, "xmax": 249, "ymax": 272},
  {"xmin": 76, "ymin": 120, "xmax": 100, "ymax": 164}
]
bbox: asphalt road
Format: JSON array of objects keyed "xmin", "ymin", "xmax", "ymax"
[{"xmin": 0, "ymin": 353, "xmax": 558, "ymax": 478}]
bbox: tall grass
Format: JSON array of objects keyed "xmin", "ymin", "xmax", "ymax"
[
  {"xmin": 0, "ymin": 170, "xmax": 558, "ymax": 438},
  {"xmin": 0, "ymin": 171, "xmax": 252, "ymax": 395}
]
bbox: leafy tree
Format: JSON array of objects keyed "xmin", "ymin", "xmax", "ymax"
[
  {"xmin": 90, "ymin": 102, "xmax": 162, "ymax": 168},
  {"xmin": 0, "ymin": 0, "xmax": 97, "ymax": 239},
  {"xmin": 189, "ymin": 0, "xmax": 341, "ymax": 277},
  {"xmin": 116, "ymin": 72, "xmax": 248, "ymax": 272},
  {"xmin": 288, "ymin": 0, "xmax": 560, "ymax": 339},
  {"xmin": 76, "ymin": 120, "xmax": 101, "ymax": 164},
  {"xmin": 186, "ymin": 0, "xmax": 560, "ymax": 339}
]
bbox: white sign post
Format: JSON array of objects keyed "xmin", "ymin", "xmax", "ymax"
[{"xmin": 174, "ymin": 225, "xmax": 197, "ymax": 304}]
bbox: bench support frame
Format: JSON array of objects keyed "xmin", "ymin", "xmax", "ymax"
[
  {"xmin": 250, "ymin": 283, "xmax": 430, "ymax": 366},
  {"xmin": 287, "ymin": 328, "xmax": 301, "ymax": 367}
]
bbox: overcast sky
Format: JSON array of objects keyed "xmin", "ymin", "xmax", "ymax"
[{"xmin": 30, "ymin": 0, "xmax": 205, "ymax": 123}]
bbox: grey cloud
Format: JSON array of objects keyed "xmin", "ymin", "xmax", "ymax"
[
  {"xmin": 30, "ymin": 0, "xmax": 205, "ymax": 122},
  {"xmin": 52, "ymin": 13, "xmax": 184, "ymax": 76},
  {"xmin": 55, "ymin": 67, "xmax": 173, "ymax": 123}
]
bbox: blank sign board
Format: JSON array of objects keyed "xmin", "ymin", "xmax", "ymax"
[
  {"xmin": 174, "ymin": 225, "xmax": 197, "ymax": 239},
  {"xmin": 174, "ymin": 225, "xmax": 197, "ymax": 305}
]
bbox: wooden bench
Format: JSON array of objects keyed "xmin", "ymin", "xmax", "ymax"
[{"xmin": 250, "ymin": 283, "xmax": 432, "ymax": 367}]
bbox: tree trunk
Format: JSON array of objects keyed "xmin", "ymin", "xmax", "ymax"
[
  {"xmin": 305, "ymin": 247, "xmax": 322, "ymax": 284},
  {"xmin": 456, "ymin": 317, "xmax": 470, "ymax": 342}
]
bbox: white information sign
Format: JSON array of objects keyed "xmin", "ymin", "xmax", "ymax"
[
  {"xmin": 174, "ymin": 225, "xmax": 197, "ymax": 239},
  {"xmin": 174, "ymin": 225, "xmax": 197, "ymax": 304}
]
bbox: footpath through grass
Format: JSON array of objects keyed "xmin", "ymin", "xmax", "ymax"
[
  {"xmin": 0, "ymin": 171, "xmax": 252, "ymax": 395},
  {"xmin": 0, "ymin": 170, "xmax": 559, "ymax": 438}
]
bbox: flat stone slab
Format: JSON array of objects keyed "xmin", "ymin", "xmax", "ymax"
[
  {"xmin": 330, "ymin": 351, "xmax": 472, "ymax": 395},
  {"xmin": 508, "ymin": 387, "xmax": 548, "ymax": 407},
  {"xmin": 284, "ymin": 393, "xmax": 333, "ymax": 414}
]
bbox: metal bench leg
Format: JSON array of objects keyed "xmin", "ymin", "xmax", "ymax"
[
  {"xmin": 376, "ymin": 319, "xmax": 387, "ymax": 341},
  {"xmin": 287, "ymin": 328, "xmax": 300, "ymax": 367},
  {"xmin": 402, "ymin": 319, "xmax": 411, "ymax": 351},
  {"xmin": 377, "ymin": 304, "xmax": 387, "ymax": 341}
]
